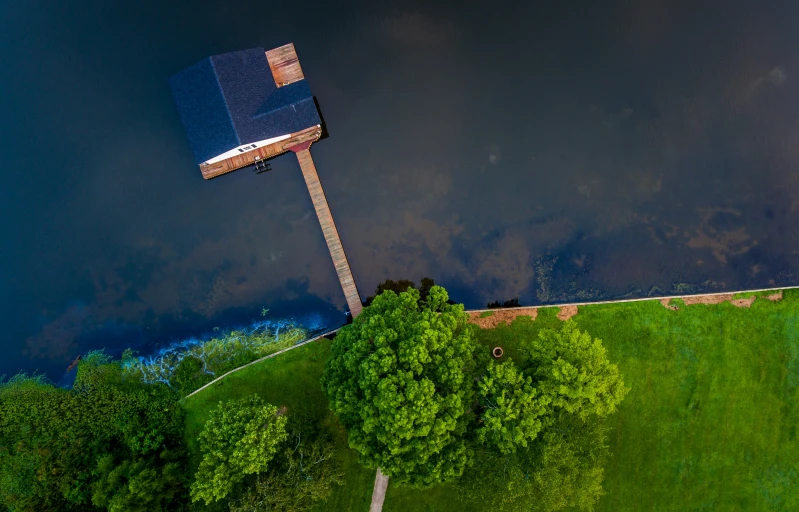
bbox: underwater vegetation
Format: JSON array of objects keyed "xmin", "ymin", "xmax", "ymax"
[{"xmin": 120, "ymin": 311, "xmax": 326, "ymax": 395}]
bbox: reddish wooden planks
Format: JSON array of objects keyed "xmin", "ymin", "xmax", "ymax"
[
  {"xmin": 199, "ymin": 126, "xmax": 322, "ymax": 180},
  {"xmin": 265, "ymin": 43, "xmax": 305, "ymax": 87}
]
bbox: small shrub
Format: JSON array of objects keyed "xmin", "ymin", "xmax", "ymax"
[{"xmin": 487, "ymin": 297, "xmax": 521, "ymax": 309}]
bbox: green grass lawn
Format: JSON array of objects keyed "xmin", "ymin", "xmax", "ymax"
[
  {"xmin": 183, "ymin": 290, "xmax": 799, "ymax": 511},
  {"xmin": 578, "ymin": 293, "xmax": 799, "ymax": 511},
  {"xmin": 386, "ymin": 292, "xmax": 799, "ymax": 511},
  {"xmin": 180, "ymin": 339, "xmax": 374, "ymax": 512}
]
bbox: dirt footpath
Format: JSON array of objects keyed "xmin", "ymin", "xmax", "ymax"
[
  {"xmin": 467, "ymin": 307, "xmax": 539, "ymax": 328},
  {"xmin": 467, "ymin": 304, "xmax": 580, "ymax": 328},
  {"xmin": 660, "ymin": 290, "xmax": 783, "ymax": 310}
]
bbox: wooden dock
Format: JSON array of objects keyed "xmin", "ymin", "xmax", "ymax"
[
  {"xmin": 183, "ymin": 43, "xmax": 363, "ymax": 319},
  {"xmin": 199, "ymin": 125, "xmax": 322, "ymax": 180},
  {"xmin": 200, "ymin": 126, "xmax": 364, "ymax": 319},
  {"xmin": 291, "ymin": 145, "xmax": 363, "ymax": 318}
]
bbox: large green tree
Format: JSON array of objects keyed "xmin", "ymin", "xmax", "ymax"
[
  {"xmin": 190, "ymin": 394, "xmax": 288, "ymax": 505},
  {"xmin": 520, "ymin": 320, "xmax": 629, "ymax": 420},
  {"xmin": 323, "ymin": 285, "xmax": 628, "ymax": 502},
  {"xmin": 459, "ymin": 320, "xmax": 629, "ymax": 510},
  {"xmin": 322, "ymin": 285, "xmax": 477, "ymax": 487},
  {"xmin": 0, "ymin": 352, "xmax": 189, "ymax": 511},
  {"xmin": 229, "ymin": 420, "xmax": 344, "ymax": 512},
  {"xmin": 475, "ymin": 360, "xmax": 551, "ymax": 454},
  {"xmin": 474, "ymin": 320, "xmax": 628, "ymax": 456},
  {"xmin": 457, "ymin": 411, "xmax": 610, "ymax": 511}
]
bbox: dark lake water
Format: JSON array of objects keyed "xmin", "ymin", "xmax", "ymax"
[{"xmin": 2, "ymin": 0, "xmax": 798, "ymax": 382}]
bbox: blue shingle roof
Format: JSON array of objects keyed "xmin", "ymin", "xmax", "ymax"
[{"xmin": 169, "ymin": 47, "xmax": 321, "ymax": 165}]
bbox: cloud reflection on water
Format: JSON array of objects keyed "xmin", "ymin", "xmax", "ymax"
[{"xmin": 3, "ymin": 0, "xmax": 799, "ymax": 380}]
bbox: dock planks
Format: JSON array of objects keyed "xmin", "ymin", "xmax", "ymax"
[
  {"xmin": 199, "ymin": 125, "xmax": 322, "ymax": 180},
  {"xmin": 293, "ymin": 147, "xmax": 363, "ymax": 318},
  {"xmin": 265, "ymin": 43, "xmax": 305, "ymax": 87}
]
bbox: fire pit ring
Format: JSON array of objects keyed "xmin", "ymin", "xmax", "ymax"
[{"xmin": 492, "ymin": 347, "xmax": 504, "ymax": 359}]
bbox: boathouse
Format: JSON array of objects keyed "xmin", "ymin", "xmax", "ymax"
[
  {"xmin": 169, "ymin": 44, "xmax": 323, "ymax": 179},
  {"xmin": 170, "ymin": 43, "xmax": 363, "ymax": 318}
]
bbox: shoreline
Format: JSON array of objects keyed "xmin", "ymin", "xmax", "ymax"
[
  {"xmin": 466, "ymin": 284, "xmax": 799, "ymax": 314},
  {"xmin": 183, "ymin": 284, "xmax": 799, "ymax": 400}
]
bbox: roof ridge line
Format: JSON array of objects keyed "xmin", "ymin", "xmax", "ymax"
[{"xmin": 208, "ymin": 57, "xmax": 241, "ymax": 147}]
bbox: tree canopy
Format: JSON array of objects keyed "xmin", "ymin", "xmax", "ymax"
[
  {"xmin": 0, "ymin": 351, "xmax": 189, "ymax": 511},
  {"xmin": 322, "ymin": 285, "xmax": 477, "ymax": 487},
  {"xmin": 190, "ymin": 394, "xmax": 288, "ymax": 505},
  {"xmin": 521, "ymin": 320, "xmax": 629, "ymax": 420},
  {"xmin": 229, "ymin": 414, "xmax": 344, "ymax": 512},
  {"xmin": 323, "ymin": 283, "xmax": 629, "ymax": 505},
  {"xmin": 473, "ymin": 320, "xmax": 629, "ymax": 456},
  {"xmin": 361, "ymin": 276, "xmax": 454, "ymax": 310},
  {"xmin": 475, "ymin": 360, "xmax": 550, "ymax": 454},
  {"xmin": 0, "ymin": 282, "xmax": 629, "ymax": 511},
  {"xmin": 459, "ymin": 320, "xmax": 628, "ymax": 510},
  {"xmin": 457, "ymin": 411, "xmax": 610, "ymax": 511}
]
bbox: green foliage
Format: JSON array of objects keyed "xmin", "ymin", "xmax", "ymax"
[
  {"xmin": 0, "ymin": 355, "xmax": 189, "ymax": 511},
  {"xmin": 476, "ymin": 360, "xmax": 550, "ymax": 454},
  {"xmin": 190, "ymin": 394, "xmax": 288, "ymax": 504},
  {"xmin": 479, "ymin": 310, "xmax": 495, "ymax": 318},
  {"xmin": 122, "ymin": 321, "xmax": 308, "ymax": 393},
  {"xmin": 90, "ymin": 448, "xmax": 187, "ymax": 511},
  {"xmin": 75, "ymin": 358, "xmax": 185, "ymax": 456},
  {"xmin": 74, "ymin": 350, "xmax": 116, "ymax": 388},
  {"xmin": 521, "ymin": 320, "xmax": 629, "ymax": 420},
  {"xmin": 181, "ymin": 339, "xmax": 374, "ymax": 512},
  {"xmin": 0, "ymin": 374, "xmax": 95, "ymax": 509},
  {"xmin": 322, "ymin": 285, "xmax": 477, "ymax": 487},
  {"xmin": 173, "ymin": 356, "xmax": 214, "ymax": 396},
  {"xmin": 324, "ymin": 287, "xmax": 628, "ymax": 492},
  {"xmin": 361, "ymin": 276, "xmax": 453, "ymax": 310},
  {"xmin": 457, "ymin": 413, "xmax": 609, "ymax": 512},
  {"xmin": 229, "ymin": 425, "xmax": 344, "ymax": 512},
  {"xmin": 486, "ymin": 297, "xmax": 521, "ymax": 309}
]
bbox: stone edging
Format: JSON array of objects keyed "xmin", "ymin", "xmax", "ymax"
[{"xmin": 183, "ymin": 285, "xmax": 799, "ymax": 399}]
